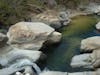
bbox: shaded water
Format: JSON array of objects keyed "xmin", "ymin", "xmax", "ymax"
[{"xmin": 45, "ymin": 15, "xmax": 100, "ymax": 72}]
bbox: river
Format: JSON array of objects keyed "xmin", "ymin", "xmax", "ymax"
[{"xmin": 44, "ymin": 15, "xmax": 100, "ymax": 72}]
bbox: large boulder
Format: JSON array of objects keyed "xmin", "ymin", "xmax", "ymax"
[
  {"xmin": 7, "ymin": 22, "xmax": 61, "ymax": 50},
  {"xmin": 71, "ymin": 50, "xmax": 100, "ymax": 69},
  {"xmin": 0, "ymin": 33, "xmax": 44, "ymax": 75},
  {"xmin": 80, "ymin": 36, "xmax": 100, "ymax": 52}
]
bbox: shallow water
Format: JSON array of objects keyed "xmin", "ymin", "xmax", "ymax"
[{"xmin": 45, "ymin": 15, "xmax": 100, "ymax": 72}]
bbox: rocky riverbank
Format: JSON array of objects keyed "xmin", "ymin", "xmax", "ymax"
[{"xmin": 0, "ymin": 4, "xmax": 100, "ymax": 75}]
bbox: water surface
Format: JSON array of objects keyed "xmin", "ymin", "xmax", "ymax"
[{"xmin": 45, "ymin": 15, "xmax": 100, "ymax": 72}]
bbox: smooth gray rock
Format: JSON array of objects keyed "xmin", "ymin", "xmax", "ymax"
[
  {"xmin": 71, "ymin": 50, "xmax": 100, "ymax": 69},
  {"xmin": 80, "ymin": 36, "xmax": 100, "ymax": 52},
  {"xmin": 39, "ymin": 70, "xmax": 100, "ymax": 75},
  {"xmin": 46, "ymin": 31, "xmax": 62, "ymax": 44},
  {"xmin": 0, "ymin": 49, "xmax": 42, "ymax": 66},
  {"xmin": 58, "ymin": 11, "xmax": 71, "ymax": 26},
  {"xmin": 7, "ymin": 22, "xmax": 61, "ymax": 50},
  {"xmin": 96, "ymin": 22, "xmax": 100, "ymax": 30}
]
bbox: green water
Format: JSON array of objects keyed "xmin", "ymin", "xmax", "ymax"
[{"xmin": 45, "ymin": 15, "xmax": 100, "ymax": 72}]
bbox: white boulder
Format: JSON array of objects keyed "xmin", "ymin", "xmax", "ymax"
[
  {"xmin": 7, "ymin": 22, "xmax": 61, "ymax": 50},
  {"xmin": 71, "ymin": 50, "xmax": 100, "ymax": 69},
  {"xmin": 80, "ymin": 36, "xmax": 100, "ymax": 52}
]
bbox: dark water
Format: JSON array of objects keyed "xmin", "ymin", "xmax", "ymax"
[{"xmin": 44, "ymin": 15, "xmax": 100, "ymax": 72}]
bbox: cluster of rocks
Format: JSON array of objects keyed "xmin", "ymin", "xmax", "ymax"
[
  {"xmin": 32, "ymin": 10, "xmax": 71, "ymax": 29},
  {"xmin": 0, "ymin": 22, "xmax": 62, "ymax": 75},
  {"xmin": 70, "ymin": 22, "xmax": 100, "ymax": 74},
  {"xmin": 79, "ymin": 3, "xmax": 100, "ymax": 15}
]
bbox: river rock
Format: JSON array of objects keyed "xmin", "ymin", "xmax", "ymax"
[
  {"xmin": 80, "ymin": 36, "xmax": 100, "ymax": 52},
  {"xmin": 7, "ymin": 22, "xmax": 61, "ymax": 50},
  {"xmin": 40, "ymin": 71, "xmax": 68, "ymax": 75},
  {"xmin": 58, "ymin": 11, "xmax": 71, "ymax": 26},
  {"xmin": 40, "ymin": 70, "xmax": 100, "ymax": 75},
  {"xmin": 32, "ymin": 10, "xmax": 70, "ymax": 29},
  {"xmin": 0, "ymin": 59, "xmax": 40, "ymax": 75},
  {"xmin": 71, "ymin": 54, "xmax": 92, "ymax": 68},
  {"xmin": 0, "ymin": 33, "xmax": 44, "ymax": 75},
  {"xmin": 46, "ymin": 31, "xmax": 62, "ymax": 44},
  {"xmin": 86, "ymin": 3, "xmax": 100, "ymax": 15},
  {"xmin": 71, "ymin": 50, "xmax": 100, "ymax": 69},
  {"xmin": 96, "ymin": 22, "xmax": 100, "ymax": 30}
]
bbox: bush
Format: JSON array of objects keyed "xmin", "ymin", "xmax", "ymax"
[{"xmin": 0, "ymin": 0, "xmax": 43, "ymax": 27}]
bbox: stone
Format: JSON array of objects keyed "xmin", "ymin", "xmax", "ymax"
[
  {"xmin": 46, "ymin": 31, "xmax": 62, "ymax": 44},
  {"xmin": 58, "ymin": 11, "xmax": 71, "ymax": 26},
  {"xmin": 15, "ymin": 72, "xmax": 23, "ymax": 75},
  {"xmin": 32, "ymin": 10, "xmax": 70, "ymax": 29},
  {"xmin": 71, "ymin": 54, "xmax": 92, "ymax": 68},
  {"xmin": 0, "ymin": 49, "xmax": 43, "ymax": 66},
  {"xmin": 80, "ymin": 36, "xmax": 100, "ymax": 52},
  {"xmin": 96, "ymin": 22, "xmax": 100, "ymax": 30},
  {"xmin": 39, "ymin": 71, "xmax": 100, "ymax": 75},
  {"xmin": 0, "ymin": 33, "xmax": 44, "ymax": 75},
  {"xmin": 86, "ymin": 3, "xmax": 100, "ymax": 15},
  {"xmin": 7, "ymin": 22, "xmax": 61, "ymax": 50},
  {"xmin": 32, "ymin": 10, "xmax": 61, "ymax": 29},
  {"xmin": 71, "ymin": 50, "xmax": 100, "ymax": 69},
  {"xmin": 39, "ymin": 71, "xmax": 68, "ymax": 75}
]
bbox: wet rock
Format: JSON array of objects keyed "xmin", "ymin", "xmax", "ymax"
[
  {"xmin": 80, "ymin": 36, "xmax": 100, "ymax": 52},
  {"xmin": 7, "ymin": 22, "xmax": 61, "ymax": 50}
]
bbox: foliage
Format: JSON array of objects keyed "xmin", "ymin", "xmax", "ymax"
[{"xmin": 0, "ymin": 0, "xmax": 43, "ymax": 26}]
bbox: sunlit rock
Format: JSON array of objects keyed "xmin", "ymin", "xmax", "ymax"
[
  {"xmin": 71, "ymin": 50, "xmax": 100, "ymax": 69},
  {"xmin": 80, "ymin": 36, "xmax": 100, "ymax": 52},
  {"xmin": 7, "ymin": 22, "xmax": 61, "ymax": 50},
  {"xmin": 46, "ymin": 31, "xmax": 62, "ymax": 44}
]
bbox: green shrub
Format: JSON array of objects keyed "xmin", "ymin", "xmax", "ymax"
[{"xmin": 0, "ymin": 0, "xmax": 43, "ymax": 27}]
